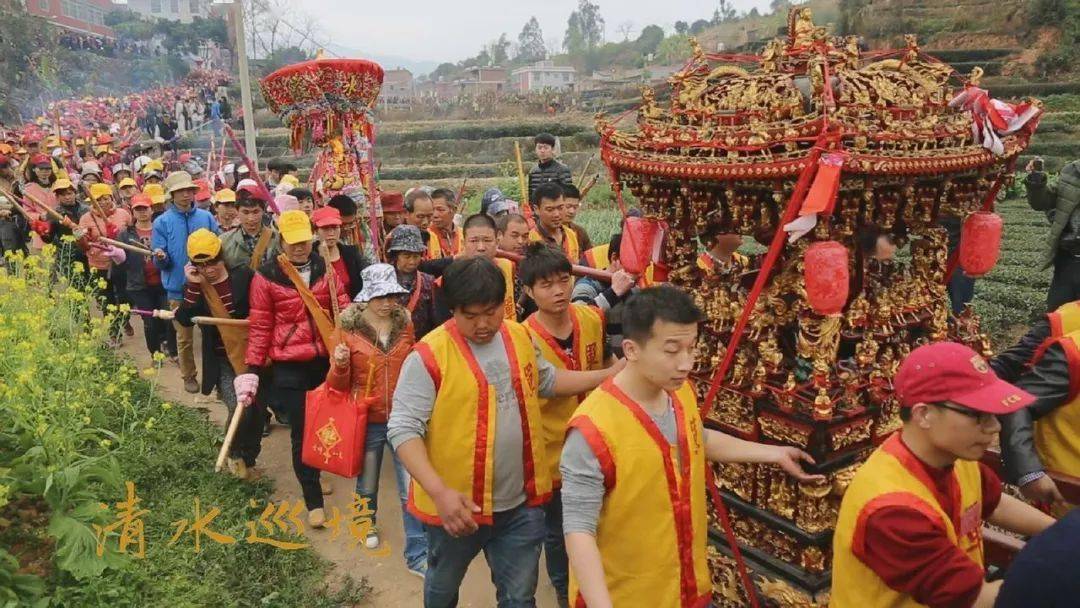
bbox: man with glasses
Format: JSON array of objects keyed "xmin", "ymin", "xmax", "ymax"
[
  {"xmin": 831, "ymin": 342, "xmax": 1055, "ymax": 608},
  {"xmin": 431, "ymin": 214, "xmax": 523, "ymax": 323}
]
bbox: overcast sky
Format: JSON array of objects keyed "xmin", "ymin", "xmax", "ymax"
[{"xmin": 298, "ymin": 0, "xmax": 777, "ymax": 64}]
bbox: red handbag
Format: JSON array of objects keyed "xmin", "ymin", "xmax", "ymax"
[{"xmin": 301, "ymin": 383, "xmax": 371, "ymax": 478}]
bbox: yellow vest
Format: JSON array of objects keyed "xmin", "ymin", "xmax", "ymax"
[
  {"xmin": 524, "ymin": 304, "xmax": 606, "ymax": 484},
  {"xmin": 1034, "ymin": 331, "xmax": 1080, "ymax": 478},
  {"xmin": 567, "ymin": 380, "xmax": 711, "ymax": 608},
  {"xmin": 496, "ymin": 257, "xmax": 518, "ymax": 320},
  {"xmin": 529, "ymin": 225, "xmax": 581, "ymax": 262},
  {"xmin": 1048, "ymin": 300, "xmax": 1080, "ymax": 339},
  {"xmin": 407, "ymin": 319, "xmax": 552, "ymax": 525},
  {"xmin": 427, "ymin": 225, "xmax": 463, "ymax": 259},
  {"xmin": 831, "ymin": 433, "xmax": 985, "ymax": 608},
  {"xmin": 583, "ymin": 243, "xmax": 610, "ymax": 270}
]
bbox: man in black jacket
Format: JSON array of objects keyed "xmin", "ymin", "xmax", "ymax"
[
  {"xmin": 172, "ymin": 228, "xmax": 264, "ymax": 478},
  {"xmin": 527, "ymin": 132, "xmax": 573, "ymax": 203}
]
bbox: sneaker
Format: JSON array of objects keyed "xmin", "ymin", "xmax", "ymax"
[
  {"xmin": 407, "ymin": 563, "xmax": 426, "ymax": 579},
  {"xmin": 364, "ymin": 528, "xmax": 380, "ymax": 549},
  {"xmin": 227, "ymin": 457, "xmax": 247, "ymax": 480},
  {"xmin": 320, "ymin": 478, "xmax": 333, "ymax": 495},
  {"xmin": 184, "ymin": 378, "xmax": 199, "ymax": 393},
  {"xmin": 308, "ymin": 508, "xmax": 325, "ymax": 529}
]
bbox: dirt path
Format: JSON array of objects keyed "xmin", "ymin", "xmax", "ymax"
[{"xmin": 120, "ymin": 334, "xmax": 559, "ymax": 607}]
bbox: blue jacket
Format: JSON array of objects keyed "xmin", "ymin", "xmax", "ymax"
[{"xmin": 152, "ymin": 204, "xmax": 219, "ymax": 299}]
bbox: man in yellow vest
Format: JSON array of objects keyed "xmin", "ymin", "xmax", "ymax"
[
  {"xmin": 389, "ymin": 256, "xmax": 623, "ymax": 606},
  {"xmin": 529, "ymin": 182, "xmax": 580, "ymax": 263},
  {"xmin": 832, "ymin": 341, "xmax": 1055, "ymax": 608},
  {"xmin": 519, "ymin": 242, "xmax": 611, "ymax": 606},
  {"xmin": 562, "ymin": 285, "xmax": 824, "ymax": 608},
  {"xmin": 430, "ymin": 214, "xmax": 522, "ymax": 323},
  {"xmin": 696, "ymin": 233, "xmax": 749, "ymax": 274},
  {"xmin": 991, "ymin": 298, "xmax": 1080, "ymax": 383},
  {"xmin": 999, "ymin": 325, "xmax": 1080, "ymax": 507},
  {"xmin": 427, "ymin": 188, "xmax": 463, "ymax": 259}
]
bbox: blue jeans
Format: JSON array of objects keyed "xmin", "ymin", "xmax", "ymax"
[
  {"xmin": 543, "ymin": 491, "xmax": 569, "ymax": 601},
  {"xmin": 424, "ymin": 504, "xmax": 545, "ymax": 608},
  {"xmin": 356, "ymin": 422, "xmax": 428, "ymax": 571}
]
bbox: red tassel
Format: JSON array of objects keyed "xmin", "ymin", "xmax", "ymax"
[{"xmin": 800, "ymin": 152, "xmax": 846, "ymax": 216}]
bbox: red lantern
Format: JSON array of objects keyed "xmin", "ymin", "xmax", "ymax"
[
  {"xmin": 620, "ymin": 216, "xmax": 668, "ymax": 275},
  {"xmin": 804, "ymin": 241, "xmax": 849, "ymax": 315},
  {"xmin": 959, "ymin": 211, "xmax": 1003, "ymax": 278}
]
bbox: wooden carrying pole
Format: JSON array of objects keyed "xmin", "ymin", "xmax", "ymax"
[
  {"xmin": 513, "ymin": 141, "xmax": 536, "ymax": 229},
  {"xmin": 192, "ymin": 316, "xmax": 250, "ymax": 327},
  {"xmin": 216, "ymin": 403, "xmax": 246, "ymax": 472},
  {"xmin": 497, "ymin": 249, "xmax": 611, "ymax": 283},
  {"xmin": 2, "ymin": 186, "xmax": 153, "ymax": 256}
]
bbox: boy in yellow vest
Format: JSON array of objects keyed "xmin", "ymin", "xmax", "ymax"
[
  {"xmin": 832, "ymin": 341, "xmax": 1054, "ymax": 608},
  {"xmin": 562, "ymin": 285, "xmax": 823, "ymax": 608},
  {"xmin": 520, "ymin": 242, "xmax": 611, "ymax": 606},
  {"xmin": 529, "ymin": 182, "xmax": 580, "ymax": 262},
  {"xmin": 389, "ymin": 256, "xmax": 623, "ymax": 606}
]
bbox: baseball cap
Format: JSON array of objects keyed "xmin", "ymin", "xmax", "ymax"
[
  {"xmin": 381, "ymin": 191, "xmax": 404, "ymax": 213},
  {"xmin": 279, "ymin": 209, "xmax": 313, "ymax": 245},
  {"xmin": 214, "ymin": 188, "xmax": 237, "ymax": 204},
  {"xmin": 312, "ymin": 206, "xmax": 342, "ymax": 228},
  {"xmin": 194, "ymin": 179, "xmax": 212, "ymax": 202},
  {"xmin": 130, "ymin": 193, "xmax": 152, "ymax": 209},
  {"xmin": 143, "ymin": 183, "xmax": 166, "ymax": 204},
  {"xmin": 51, "ymin": 178, "xmax": 75, "ymax": 192},
  {"xmin": 118, "ymin": 177, "xmax": 137, "ymax": 189},
  {"xmin": 30, "ymin": 153, "xmax": 51, "ymax": 167},
  {"xmin": 89, "ymin": 183, "xmax": 113, "ymax": 201},
  {"xmin": 186, "ymin": 228, "xmax": 221, "ymax": 261},
  {"xmin": 893, "ymin": 342, "xmax": 1034, "ymax": 414}
]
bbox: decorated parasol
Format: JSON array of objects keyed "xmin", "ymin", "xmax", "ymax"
[{"xmin": 259, "ymin": 56, "xmax": 386, "ymax": 253}]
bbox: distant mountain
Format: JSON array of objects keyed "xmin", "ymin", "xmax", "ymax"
[{"xmin": 323, "ymin": 43, "xmax": 440, "ymax": 77}]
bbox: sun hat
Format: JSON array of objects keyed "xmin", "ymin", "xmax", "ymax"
[
  {"xmin": 163, "ymin": 171, "xmax": 198, "ymax": 195},
  {"xmin": 278, "ymin": 209, "xmax": 313, "ymax": 244},
  {"xmin": 354, "ymin": 263, "xmax": 409, "ymax": 303},
  {"xmin": 386, "ymin": 224, "xmax": 426, "ymax": 254}
]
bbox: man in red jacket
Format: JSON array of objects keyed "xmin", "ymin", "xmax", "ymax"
[{"xmin": 233, "ymin": 210, "xmax": 349, "ymax": 527}]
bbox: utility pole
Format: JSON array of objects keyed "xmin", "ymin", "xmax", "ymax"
[{"xmin": 231, "ymin": 0, "xmax": 259, "ymax": 168}]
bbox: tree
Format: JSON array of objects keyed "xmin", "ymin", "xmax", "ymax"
[
  {"xmin": 770, "ymin": 0, "xmax": 793, "ymax": 13},
  {"xmin": 487, "ymin": 33, "xmax": 511, "ymax": 65},
  {"xmin": 674, "ymin": 20, "xmax": 689, "ymax": 35},
  {"xmin": 515, "ymin": 17, "xmax": 546, "ymax": 63},
  {"xmin": 690, "ymin": 19, "xmax": 711, "ymax": 34},
  {"xmin": 748, "ymin": 7, "xmax": 761, "ymax": 18},
  {"xmin": 563, "ymin": 0, "xmax": 605, "ymax": 54},
  {"xmin": 636, "ymin": 24, "xmax": 666, "ymax": 55},
  {"xmin": 616, "ymin": 21, "xmax": 636, "ymax": 41},
  {"xmin": 716, "ymin": 0, "xmax": 737, "ymax": 23},
  {"xmin": 656, "ymin": 34, "xmax": 692, "ymax": 63},
  {"xmin": 430, "ymin": 62, "xmax": 457, "ymax": 82}
]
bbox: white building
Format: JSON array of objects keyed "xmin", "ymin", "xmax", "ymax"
[
  {"xmin": 511, "ymin": 60, "xmax": 576, "ymax": 93},
  {"xmin": 111, "ymin": 0, "xmax": 212, "ymax": 23}
]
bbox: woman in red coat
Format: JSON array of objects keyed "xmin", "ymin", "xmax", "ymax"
[
  {"xmin": 327, "ymin": 263, "xmax": 427, "ymax": 573},
  {"xmin": 235, "ymin": 210, "xmax": 349, "ymax": 527}
]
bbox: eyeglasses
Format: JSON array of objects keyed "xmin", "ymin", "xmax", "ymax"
[
  {"xmin": 191, "ymin": 258, "xmax": 221, "ymax": 268},
  {"xmin": 935, "ymin": 402, "xmax": 998, "ymax": 427}
]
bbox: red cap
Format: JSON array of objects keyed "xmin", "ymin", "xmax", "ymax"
[
  {"xmin": 237, "ymin": 182, "xmax": 264, "ymax": 200},
  {"xmin": 894, "ymin": 342, "xmax": 1034, "ymax": 414},
  {"xmin": 381, "ymin": 191, "xmax": 404, "ymax": 213},
  {"xmin": 312, "ymin": 206, "xmax": 342, "ymax": 228},
  {"xmin": 30, "ymin": 153, "xmax": 51, "ymax": 167},
  {"xmin": 130, "ymin": 193, "xmax": 152, "ymax": 209},
  {"xmin": 194, "ymin": 178, "xmax": 212, "ymax": 202},
  {"xmin": 0, "ymin": 154, "xmax": 9, "ymax": 165}
]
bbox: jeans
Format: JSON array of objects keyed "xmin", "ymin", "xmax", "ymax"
[
  {"xmin": 543, "ymin": 491, "xmax": 569, "ymax": 601},
  {"xmin": 127, "ymin": 287, "xmax": 170, "ymax": 355},
  {"xmin": 424, "ymin": 504, "xmax": 545, "ymax": 608},
  {"xmin": 947, "ymin": 271, "xmax": 976, "ymax": 315},
  {"xmin": 355, "ymin": 422, "xmax": 428, "ymax": 570}
]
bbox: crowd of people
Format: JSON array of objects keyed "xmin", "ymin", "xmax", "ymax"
[
  {"xmin": 4, "ymin": 67, "xmax": 1080, "ymax": 606},
  {"xmin": 57, "ymin": 31, "xmax": 155, "ymax": 57}
]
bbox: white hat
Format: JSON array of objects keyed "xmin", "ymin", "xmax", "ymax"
[{"xmin": 354, "ymin": 263, "xmax": 409, "ymax": 303}]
